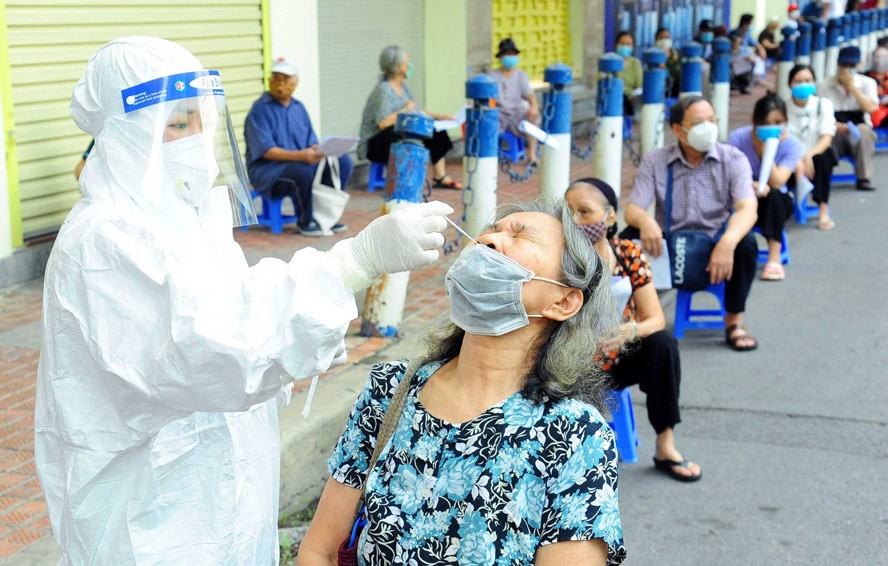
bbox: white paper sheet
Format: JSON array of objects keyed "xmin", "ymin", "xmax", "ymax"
[
  {"xmin": 638, "ymin": 238, "xmax": 673, "ymax": 290},
  {"xmin": 316, "ymin": 136, "xmax": 359, "ymax": 157},
  {"xmin": 518, "ymin": 120, "xmax": 560, "ymax": 149},
  {"xmin": 433, "ymin": 106, "xmax": 468, "ymax": 132}
]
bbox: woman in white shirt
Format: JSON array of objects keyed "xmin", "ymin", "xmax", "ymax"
[{"xmin": 785, "ymin": 64, "xmax": 838, "ymax": 230}]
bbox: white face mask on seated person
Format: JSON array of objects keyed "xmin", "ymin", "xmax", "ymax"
[{"xmin": 683, "ymin": 120, "xmax": 719, "ymax": 153}]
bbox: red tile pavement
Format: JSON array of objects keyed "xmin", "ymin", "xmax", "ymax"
[{"xmin": 0, "ymin": 84, "xmax": 763, "ymax": 558}]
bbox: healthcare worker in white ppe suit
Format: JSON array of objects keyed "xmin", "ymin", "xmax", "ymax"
[{"xmin": 34, "ymin": 36, "xmax": 454, "ymax": 565}]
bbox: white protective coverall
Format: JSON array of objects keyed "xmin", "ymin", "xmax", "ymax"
[{"xmin": 35, "ymin": 37, "xmax": 450, "ymax": 565}]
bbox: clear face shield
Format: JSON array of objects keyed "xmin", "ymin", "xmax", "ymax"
[{"xmin": 122, "ymin": 70, "xmax": 257, "ymax": 226}]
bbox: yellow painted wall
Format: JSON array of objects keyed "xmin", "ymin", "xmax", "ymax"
[{"xmin": 492, "ymin": 0, "xmax": 572, "ymax": 80}]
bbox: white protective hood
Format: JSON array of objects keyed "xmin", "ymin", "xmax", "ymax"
[{"xmin": 35, "ymin": 37, "xmax": 357, "ymax": 564}]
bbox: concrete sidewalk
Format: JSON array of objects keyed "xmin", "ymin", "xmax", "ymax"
[{"xmin": 2, "ymin": 82, "xmax": 887, "ymax": 563}]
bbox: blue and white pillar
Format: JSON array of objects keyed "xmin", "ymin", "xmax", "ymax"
[
  {"xmin": 594, "ymin": 53, "xmax": 625, "ymax": 199},
  {"xmin": 811, "ymin": 20, "xmax": 826, "ymax": 82},
  {"xmin": 540, "ymin": 63, "xmax": 573, "ymax": 201},
  {"xmin": 796, "ymin": 21, "xmax": 812, "ymax": 66},
  {"xmin": 640, "ymin": 47, "xmax": 667, "ymax": 156},
  {"xmin": 860, "ymin": 10, "xmax": 873, "ymax": 69},
  {"xmin": 850, "ymin": 12, "xmax": 861, "ymax": 47},
  {"xmin": 778, "ymin": 26, "xmax": 797, "ymax": 101},
  {"xmin": 462, "ymin": 75, "xmax": 499, "ymax": 243},
  {"xmin": 679, "ymin": 42, "xmax": 703, "ymax": 98},
  {"xmin": 842, "ymin": 15, "xmax": 852, "ymax": 48},
  {"xmin": 826, "ymin": 17, "xmax": 842, "ymax": 79},
  {"xmin": 712, "ymin": 37, "xmax": 731, "ymax": 142},
  {"xmin": 360, "ymin": 112, "xmax": 433, "ymax": 337}
]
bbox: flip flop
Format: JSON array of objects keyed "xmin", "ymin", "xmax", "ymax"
[
  {"xmin": 818, "ymin": 218, "xmax": 835, "ymax": 231},
  {"xmin": 760, "ymin": 262, "xmax": 785, "ymax": 281},
  {"xmin": 725, "ymin": 323, "xmax": 758, "ymax": 352},
  {"xmin": 432, "ymin": 176, "xmax": 463, "ymax": 190},
  {"xmin": 653, "ymin": 457, "xmax": 702, "ymax": 483}
]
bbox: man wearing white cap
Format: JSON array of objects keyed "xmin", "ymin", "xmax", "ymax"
[{"xmin": 245, "ymin": 57, "xmax": 352, "ymax": 236}]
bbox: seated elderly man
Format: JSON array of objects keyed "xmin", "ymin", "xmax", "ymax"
[
  {"xmin": 624, "ymin": 96, "xmax": 760, "ymax": 352},
  {"xmin": 820, "ymin": 46, "xmax": 880, "ymax": 192},
  {"xmin": 245, "ymin": 58, "xmax": 353, "ymax": 236},
  {"xmin": 489, "ymin": 38, "xmax": 541, "ymax": 163}
]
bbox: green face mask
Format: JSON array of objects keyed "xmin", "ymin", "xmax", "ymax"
[{"xmin": 405, "ymin": 60, "xmax": 414, "ymax": 79}]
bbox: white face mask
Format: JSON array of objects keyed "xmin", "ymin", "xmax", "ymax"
[
  {"xmin": 685, "ymin": 121, "xmax": 719, "ymax": 153},
  {"xmin": 162, "ymin": 133, "xmax": 220, "ymax": 208},
  {"xmin": 656, "ymin": 38, "xmax": 673, "ymax": 51}
]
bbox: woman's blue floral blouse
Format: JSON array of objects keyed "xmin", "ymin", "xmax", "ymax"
[{"xmin": 327, "ymin": 360, "xmax": 627, "ymax": 565}]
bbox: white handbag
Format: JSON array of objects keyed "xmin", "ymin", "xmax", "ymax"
[{"xmin": 311, "ymin": 156, "xmax": 350, "ymax": 234}]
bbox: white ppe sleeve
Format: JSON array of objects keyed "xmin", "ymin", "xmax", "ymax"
[{"xmin": 55, "ymin": 216, "xmax": 357, "ymax": 413}]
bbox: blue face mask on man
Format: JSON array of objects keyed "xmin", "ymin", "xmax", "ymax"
[
  {"xmin": 501, "ymin": 54, "xmax": 519, "ymax": 69},
  {"xmin": 615, "ymin": 45, "xmax": 634, "ymax": 58},
  {"xmin": 791, "ymin": 83, "xmax": 817, "ymax": 101},
  {"xmin": 445, "ymin": 244, "xmax": 571, "ymax": 336}
]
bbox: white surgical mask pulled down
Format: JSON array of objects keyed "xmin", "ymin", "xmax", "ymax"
[{"xmin": 444, "ymin": 218, "xmax": 569, "ymax": 336}]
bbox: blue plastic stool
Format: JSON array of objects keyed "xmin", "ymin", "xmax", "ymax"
[
  {"xmin": 673, "ymin": 283, "xmax": 727, "ymax": 339},
  {"xmin": 623, "ymin": 116, "xmax": 633, "ymax": 140},
  {"xmin": 793, "ymin": 184, "xmax": 820, "ymax": 224},
  {"xmin": 368, "ymin": 162, "xmax": 386, "ymax": 193},
  {"xmin": 241, "ymin": 190, "xmax": 298, "ymax": 235},
  {"xmin": 607, "ymin": 388, "xmax": 639, "ymax": 464},
  {"xmin": 831, "ymin": 155, "xmax": 857, "ymax": 185},
  {"xmin": 752, "ymin": 226, "xmax": 791, "ymax": 265},
  {"xmin": 499, "ymin": 131, "xmax": 526, "ymax": 162},
  {"xmin": 876, "ymin": 128, "xmax": 888, "ymax": 151}
]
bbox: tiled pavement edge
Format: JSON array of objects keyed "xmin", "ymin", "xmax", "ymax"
[{"xmin": 0, "ymin": 84, "xmax": 772, "ymax": 560}]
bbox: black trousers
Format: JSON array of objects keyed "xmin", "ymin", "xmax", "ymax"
[
  {"xmin": 755, "ymin": 190, "xmax": 793, "ymax": 242},
  {"xmin": 810, "ymin": 149, "xmax": 837, "ymax": 205},
  {"xmin": 724, "ymin": 232, "xmax": 758, "ymax": 314},
  {"xmin": 609, "ymin": 330, "xmax": 682, "ymax": 434},
  {"xmin": 619, "ymin": 228, "xmax": 758, "ymax": 314},
  {"xmin": 366, "ymin": 126, "xmax": 454, "ymax": 165}
]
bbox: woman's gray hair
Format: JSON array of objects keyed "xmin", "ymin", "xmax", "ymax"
[
  {"xmin": 416, "ymin": 198, "xmax": 623, "ymax": 411},
  {"xmin": 379, "ymin": 45, "xmax": 407, "ymax": 80}
]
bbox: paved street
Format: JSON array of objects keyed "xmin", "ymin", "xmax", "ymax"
[{"xmin": 1, "ymin": 82, "xmax": 887, "ymax": 563}]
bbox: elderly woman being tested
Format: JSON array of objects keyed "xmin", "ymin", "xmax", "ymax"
[
  {"xmin": 299, "ymin": 199, "xmax": 627, "ymax": 565},
  {"xmin": 358, "ymin": 45, "xmax": 462, "ymax": 189}
]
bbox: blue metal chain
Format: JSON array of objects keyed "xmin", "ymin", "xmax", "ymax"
[
  {"xmin": 444, "ymin": 107, "xmax": 481, "ymax": 255},
  {"xmin": 572, "ymin": 76, "xmax": 610, "ymax": 160}
]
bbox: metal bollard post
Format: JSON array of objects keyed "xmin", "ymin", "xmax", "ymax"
[
  {"xmin": 778, "ymin": 27, "xmax": 797, "ymax": 101},
  {"xmin": 870, "ymin": 9, "xmax": 881, "ymax": 50},
  {"xmin": 826, "ymin": 17, "xmax": 842, "ymax": 79},
  {"xmin": 593, "ymin": 53, "xmax": 624, "ymax": 200},
  {"xmin": 640, "ymin": 47, "xmax": 667, "ymax": 156},
  {"xmin": 679, "ymin": 42, "xmax": 703, "ymax": 99},
  {"xmin": 462, "ymin": 75, "xmax": 498, "ymax": 244},
  {"xmin": 540, "ymin": 63, "xmax": 573, "ymax": 201},
  {"xmin": 811, "ymin": 20, "xmax": 826, "ymax": 82},
  {"xmin": 360, "ymin": 112, "xmax": 433, "ymax": 338},
  {"xmin": 796, "ymin": 21, "xmax": 812, "ymax": 66},
  {"xmin": 711, "ymin": 37, "xmax": 731, "ymax": 143},
  {"xmin": 881, "ymin": 9, "xmax": 888, "ymax": 39},
  {"xmin": 850, "ymin": 12, "xmax": 860, "ymax": 47},
  {"xmin": 861, "ymin": 10, "xmax": 872, "ymax": 69}
]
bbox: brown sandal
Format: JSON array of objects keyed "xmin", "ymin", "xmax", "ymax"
[
  {"xmin": 432, "ymin": 176, "xmax": 463, "ymax": 190},
  {"xmin": 725, "ymin": 324, "xmax": 758, "ymax": 352}
]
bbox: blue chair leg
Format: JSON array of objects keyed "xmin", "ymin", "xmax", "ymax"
[
  {"xmin": 831, "ymin": 155, "xmax": 857, "ymax": 185},
  {"xmin": 368, "ymin": 162, "xmax": 386, "ymax": 193},
  {"xmin": 608, "ymin": 388, "xmax": 639, "ymax": 464},
  {"xmin": 267, "ymin": 198, "xmax": 284, "ymax": 235},
  {"xmin": 673, "ymin": 283, "xmax": 727, "ymax": 339},
  {"xmin": 752, "ymin": 227, "xmax": 790, "ymax": 265}
]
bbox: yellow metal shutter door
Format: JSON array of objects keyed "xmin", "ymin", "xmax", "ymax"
[
  {"xmin": 492, "ymin": 0, "xmax": 572, "ymax": 81},
  {"xmin": 5, "ymin": 0, "xmax": 264, "ymax": 237}
]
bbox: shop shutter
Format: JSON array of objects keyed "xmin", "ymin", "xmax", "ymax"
[
  {"xmin": 317, "ymin": 0, "xmax": 425, "ymax": 146},
  {"xmin": 5, "ymin": 0, "xmax": 264, "ymax": 237}
]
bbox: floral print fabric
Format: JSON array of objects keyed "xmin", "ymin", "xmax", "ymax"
[{"xmin": 327, "ymin": 360, "xmax": 626, "ymax": 565}]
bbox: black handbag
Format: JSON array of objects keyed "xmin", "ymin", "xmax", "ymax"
[{"xmin": 664, "ymin": 164, "xmax": 718, "ymax": 291}]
